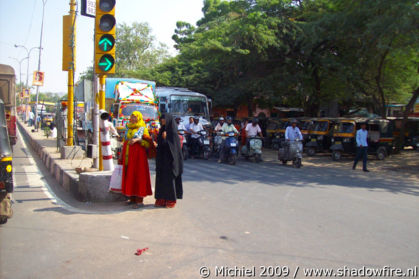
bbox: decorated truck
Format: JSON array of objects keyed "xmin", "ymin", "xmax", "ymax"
[{"xmin": 107, "ymin": 78, "xmax": 159, "ymax": 137}]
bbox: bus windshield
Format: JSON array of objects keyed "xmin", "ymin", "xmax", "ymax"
[
  {"xmin": 120, "ymin": 103, "xmax": 158, "ymax": 120},
  {"xmin": 170, "ymin": 95, "xmax": 208, "ymax": 116}
]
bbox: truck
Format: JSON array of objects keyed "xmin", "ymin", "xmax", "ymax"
[
  {"xmin": 106, "ymin": 78, "xmax": 159, "ymax": 136},
  {"xmin": 156, "ymin": 87, "xmax": 212, "ymax": 126},
  {"xmin": 0, "ymin": 64, "xmax": 17, "ymax": 146}
]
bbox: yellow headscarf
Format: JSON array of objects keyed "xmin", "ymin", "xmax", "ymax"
[
  {"xmin": 124, "ymin": 112, "xmax": 150, "ymax": 165},
  {"xmin": 126, "ymin": 111, "xmax": 148, "ymax": 139}
]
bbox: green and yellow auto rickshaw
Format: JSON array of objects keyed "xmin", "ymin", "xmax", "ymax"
[
  {"xmin": 305, "ymin": 118, "xmax": 337, "ymax": 156},
  {"xmin": 0, "ymin": 99, "xmax": 13, "ymax": 224},
  {"xmin": 330, "ymin": 118, "xmax": 393, "ymax": 161}
]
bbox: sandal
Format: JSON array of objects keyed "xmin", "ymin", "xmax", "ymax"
[{"xmin": 132, "ymin": 203, "xmax": 144, "ymax": 209}]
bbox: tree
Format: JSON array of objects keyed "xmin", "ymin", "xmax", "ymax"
[{"xmin": 115, "ymin": 22, "xmax": 170, "ymax": 77}]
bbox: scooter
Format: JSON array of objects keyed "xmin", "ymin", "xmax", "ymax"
[
  {"xmin": 213, "ymin": 131, "xmax": 223, "ymax": 157},
  {"xmin": 221, "ymin": 132, "xmax": 239, "ymax": 165},
  {"xmin": 278, "ymin": 139, "xmax": 303, "ymax": 168},
  {"xmin": 241, "ymin": 136, "xmax": 263, "ymax": 163},
  {"xmin": 189, "ymin": 130, "xmax": 211, "ymax": 160},
  {"xmin": 178, "ymin": 129, "xmax": 188, "ymax": 160}
]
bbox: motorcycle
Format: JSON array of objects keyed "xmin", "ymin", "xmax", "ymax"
[
  {"xmin": 220, "ymin": 132, "xmax": 239, "ymax": 165},
  {"xmin": 278, "ymin": 139, "xmax": 303, "ymax": 168},
  {"xmin": 189, "ymin": 130, "xmax": 211, "ymax": 160},
  {"xmin": 178, "ymin": 129, "xmax": 188, "ymax": 160},
  {"xmin": 0, "ymin": 99, "xmax": 13, "ymax": 224},
  {"xmin": 241, "ymin": 136, "xmax": 263, "ymax": 163},
  {"xmin": 213, "ymin": 131, "xmax": 223, "ymax": 157}
]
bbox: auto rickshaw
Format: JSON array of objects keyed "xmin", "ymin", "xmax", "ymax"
[
  {"xmin": 298, "ymin": 118, "xmax": 314, "ymax": 145},
  {"xmin": 271, "ymin": 118, "xmax": 290, "ymax": 149},
  {"xmin": 305, "ymin": 118, "xmax": 337, "ymax": 156},
  {"xmin": 330, "ymin": 118, "xmax": 393, "ymax": 161},
  {"xmin": 266, "ymin": 119, "xmax": 281, "ymax": 149},
  {"xmin": 41, "ymin": 112, "xmax": 54, "ymax": 128},
  {"xmin": 0, "ymin": 100, "xmax": 13, "ymax": 224},
  {"xmin": 390, "ymin": 117, "xmax": 419, "ymax": 150}
]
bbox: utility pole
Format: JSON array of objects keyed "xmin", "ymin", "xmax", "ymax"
[
  {"xmin": 34, "ymin": 0, "xmax": 47, "ymax": 131},
  {"xmin": 66, "ymin": 0, "xmax": 76, "ymax": 146}
]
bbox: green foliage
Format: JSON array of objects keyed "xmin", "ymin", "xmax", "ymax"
[
  {"xmin": 115, "ymin": 22, "xmax": 170, "ymax": 77},
  {"xmin": 149, "ymin": 0, "xmax": 418, "ymax": 116}
]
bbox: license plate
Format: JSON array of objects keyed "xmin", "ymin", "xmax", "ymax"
[
  {"xmin": 204, "ymin": 140, "xmax": 210, "ymax": 145},
  {"xmin": 335, "ymin": 141, "xmax": 341, "ymax": 145},
  {"xmin": 230, "ymin": 143, "xmax": 237, "ymax": 147},
  {"xmin": 311, "ymin": 138, "xmax": 316, "ymax": 142}
]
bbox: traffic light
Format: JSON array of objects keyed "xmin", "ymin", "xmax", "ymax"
[{"xmin": 95, "ymin": 0, "xmax": 115, "ymax": 74}]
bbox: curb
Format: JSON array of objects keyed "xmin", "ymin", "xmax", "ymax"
[{"xmin": 17, "ymin": 120, "xmax": 124, "ymax": 203}]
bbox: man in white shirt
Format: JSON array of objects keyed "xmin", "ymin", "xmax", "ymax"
[
  {"xmin": 189, "ymin": 116, "xmax": 204, "ymax": 157},
  {"xmin": 285, "ymin": 119, "xmax": 303, "ymax": 141},
  {"xmin": 175, "ymin": 116, "xmax": 186, "ymax": 131},
  {"xmin": 245, "ymin": 118, "xmax": 263, "ymax": 138},
  {"xmin": 214, "ymin": 117, "xmax": 225, "ymax": 132},
  {"xmin": 353, "ymin": 122, "xmax": 369, "ymax": 172}
]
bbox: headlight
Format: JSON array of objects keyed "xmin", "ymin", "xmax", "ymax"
[{"xmin": 331, "ymin": 138, "xmax": 335, "ymax": 143}]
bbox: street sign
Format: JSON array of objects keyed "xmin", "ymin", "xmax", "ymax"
[
  {"xmin": 98, "ymin": 34, "xmax": 115, "ymax": 52},
  {"xmin": 98, "ymin": 54, "xmax": 115, "ymax": 72},
  {"xmin": 81, "ymin": 0, "xmax": 96, "ymax": 18},
  {"xmin": 33, "ymin": 71, "xmax": 45, "ymax": 86}
]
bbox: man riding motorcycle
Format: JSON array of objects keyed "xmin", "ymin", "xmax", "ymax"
[
  {"xmin": 285, "ymin": 119, "xmax": 303, "ymax": 142},
  {"xmin": 218, "ymin": 116, "xmax": 238, "ymax": 163},
  {"xmin": 189, "ymin": 116, "xmax": 204, "ymax": 158},
  {"xmin": 214, "ymin": 117, "xmax": 225, "ymax": 132}
]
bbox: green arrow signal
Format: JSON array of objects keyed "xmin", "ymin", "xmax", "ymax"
[
  {"xmin": 98, "ymin": 55, "xmax": 114, "ymax": 72},
  {"xmin": 99, "ymin": 38, "xmax": 113, "ymax": 51}
]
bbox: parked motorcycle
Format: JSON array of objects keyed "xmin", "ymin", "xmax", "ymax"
[
  {"xmin": 220, "ymin": 132, "xmax": 239, "ymax": 165},
  {"xmin": 241, "ymin": 136, "xmax": 263, "ymax": 163},
  {"xmin": 278, "ymin": 139, "xmax": 303, "ymax": 168},
  {"xmin": 178, "ymin": 129, "xmax": 188, "ymax": 160}
]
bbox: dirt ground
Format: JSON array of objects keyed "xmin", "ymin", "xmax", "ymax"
[{"xmin": 263, "ymin": 148, "xmax": 419, "ymax": 180}]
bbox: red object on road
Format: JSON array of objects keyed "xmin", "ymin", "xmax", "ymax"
[{"xmin": 135, "ymin": 247, "xmax": 149, "ymax": 256}]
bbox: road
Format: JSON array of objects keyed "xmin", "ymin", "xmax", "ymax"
[{"xmin": 1, "ymin": 130, "xmax": 418, "ymax": 279}]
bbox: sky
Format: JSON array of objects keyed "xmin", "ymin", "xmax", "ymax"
[{"xmin": 0, "ymin": 0, "xmax": 204, "ymax": 94}]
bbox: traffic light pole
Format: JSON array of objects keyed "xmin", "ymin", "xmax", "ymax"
[
  {"xmin": 98, "ymin": 74, "xmax": 106, "ymax": 171},
  {"xmin": 66, "ymin": 0, "xmax": 76, "ymax": 146}
]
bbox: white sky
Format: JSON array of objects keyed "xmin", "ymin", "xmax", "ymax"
[{"xmin": 0, "ymin": 0, "xmax": 204, "ymax": 94}]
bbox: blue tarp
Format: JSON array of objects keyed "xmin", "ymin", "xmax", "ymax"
[{"xmin": 105, "ymin": 78, "xmax": 156, "ymax": 99}]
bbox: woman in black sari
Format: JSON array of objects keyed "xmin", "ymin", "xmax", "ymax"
[{"xmin": 155, "ymin": 113, "xmax": 183, "ymax": 208}]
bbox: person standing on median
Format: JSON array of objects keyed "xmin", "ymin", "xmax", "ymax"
[
  {"xmin": 155, "ymin": 113, "xmax": 183, "ymax": 208},
  {"xmin": 352, "ymin": 122, "xmax": 370, "ymax": 172},
  {"xmin": 120, "ymin": 111, "xmax": 153, "ymax": 208}
]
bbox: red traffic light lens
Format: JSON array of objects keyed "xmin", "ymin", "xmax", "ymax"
[
  {"xmin": 99, "ymin": 14, "xmax": 115, "ymax": 32},
  {"xmin": 99, "ymin": 0, "xmax": 115, "ymax": 12}
]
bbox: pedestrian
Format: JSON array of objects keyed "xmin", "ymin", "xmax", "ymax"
[
  {"xmin": 120, "ymin": 111, "xmax": 153, "ymax": 208},
  {"xmin": 155, "ymin": 113, "xmax": 183, "ymax": 208},
  {"xmin": 353, "ymin": 122, "xmax": 369, "ymax": 172},
  {"xmin": 28, "ymin": 111, "xmax": 34, "ymax": 126}
]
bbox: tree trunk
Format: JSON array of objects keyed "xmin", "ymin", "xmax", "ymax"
[{"xmin": 375, "ymin": 39, "xmax": 393, "ymax": 119}]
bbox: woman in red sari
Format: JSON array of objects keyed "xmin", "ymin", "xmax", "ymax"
[{"xmin": 120, "ymin": 111, "xmax": 153, "ymax": 208}]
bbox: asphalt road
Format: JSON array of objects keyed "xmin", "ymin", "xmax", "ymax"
[{"xmin": 0, "ymin": 130, "xmax": 418, "ymax": 279}]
